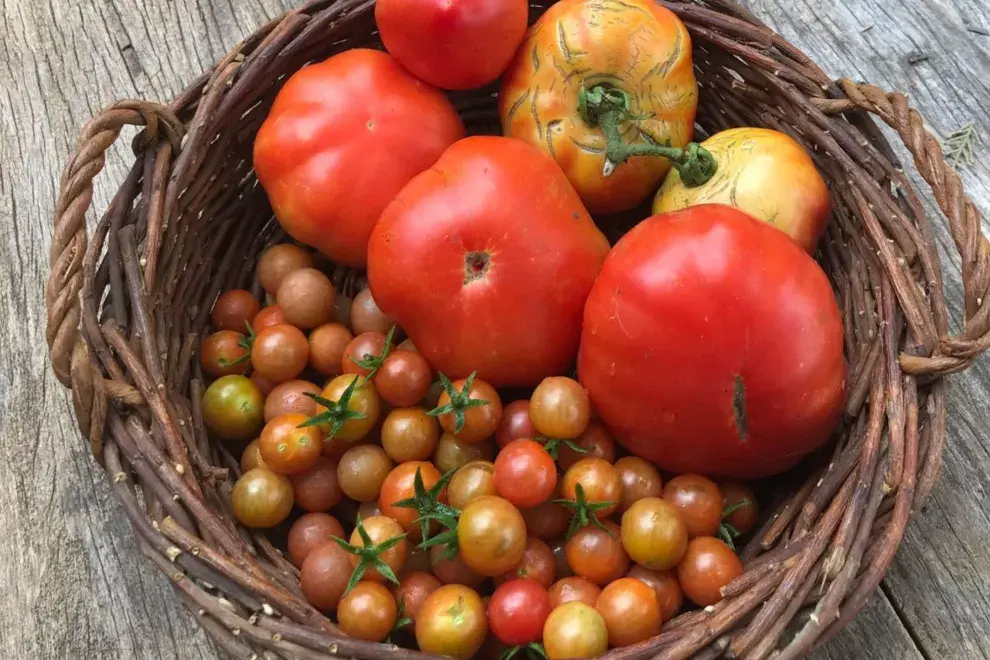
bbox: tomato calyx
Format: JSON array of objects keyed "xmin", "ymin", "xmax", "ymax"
[
  {"xmin": 350, "ymin": 325, "xmax": 397, "ymax": 380},
  {"xmin": 539, "ymin": 436, "xmax": 587, "ymax": 461},
  {"xmin": 716, "ymin": 497, "xmax": 753, "ymax": 550},
  {"xmin": 554, "ymin": 483, "xmax": 616, "ymax": 539},
  {"xmin": 578, "ymin": 84, "xmax": 717, "ymax": 186},
  {"xmin": 217, "ymin": 321, "xmax": 256, "ymax": 368},
  {"xmin": 500, "ymin": 643, "xmax": 548, "ymax": 660},
  {"xmin": 393, "ymin": 465, "xmax": 460, "ymax": 543},
  {"xmin": 332, "ymin": 515, "xmax": 407, "ymax": 594},
  {"xmin": 299, "ymin": 377, "xmax": 367, "ymax": 439},
  {"xmin": 427, "ymin": 371, "xmax": 491, "ymax": 434}
]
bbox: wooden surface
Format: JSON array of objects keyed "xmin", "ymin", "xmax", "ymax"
[{"xmin": 0, "ymin": 0, "xmax": 987, "ymax": 658}]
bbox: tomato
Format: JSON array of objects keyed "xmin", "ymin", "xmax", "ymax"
[
  {"xmin": 521, "ymin": 492, "xmax": 570, "ymax": 542},
  {"xmin": 530, "ymin": 377, "xmax": 590, "ymax": 440},
  {"xmin": 620, "ymin": 497, "xmax": 687, "ymax": 571},
  {"xmin": 434, "ymin": 376, "xmax": 502, "ymax": 443},
  {"xmin": 560, "ymin": 458, "xmax": 621, "ymax": 519},
  {"xmin": 403, "ymin": 548, "xmax": 433, "ymax": 576},
  {"xmin": 240, "ymin": 439, "xmax": 267, "ymax": 473},
  {"xmin": 495, "ymin": 400, "xmax": 536, "ymax": 448},
  {"xmin": 434, "ymin": 432, "xmax": 495, "ymax": 473},
  {"xmin": 494, "ymin": 537, "xmax": 555, "ymax": 588},
  {"xmin": 487, "ymin": 578, "xmax": 552, "ymax": 645},
  {"xmin": 350, "ymin": 288, "xmax": 396, "ymax": 336},
  {"xmin": 356, "ymin": 500, "xmax": 384, "ymax": 521},
  {"xmin": 338, "ymin": 581, "xmax": 397, "ymax": 642},
  {"xmin": 550, "ymin": 539, "xmax": 572, "ymax": 581},
  {"xmin": 258, "ymin": 412, "xmax": 323, "ymax": 475},
  {"xmin": 448, "ymin": 460, "xmax": 497, "ymax": 511},
  {"xmin": 392, "ymin": 571, "xmax": 442, "ymax": 630},
  {"xmin": 308, "ymin": 323, "xmax": 353, "ymax": 376},
  {"xmin": 662, "ymin": 474, "xmax": 724, "ymax": 538},
  {"xmin": 548, "ymin": 577, "xmax": 601, "ymax": 608},
  {"xmin": 379, "ymin": 461, "xmax": 444, "ymax": 532},
  {"xmin": 348, "ymin": 515, "xmax": 408, "ymax": 583},
  {"xmin": 542, "ymin": 602, "xmax": 608, "ymax": 660},
  {"xmin": 211, "ymin": 289, "xmax": 260, "ymax": 332},
  {"xmin": 429, "ymin": 545, "xmax": 485, "ymax": 587},
  {"xmin": 251, "ymin": 324, "xmax": 309, "ymax": 383},
  {"xmin": 578, "ymin": 205, "xmax": 846, "ymax": 478},
  {"xmin": 290, "ymin": 457, "xmax": 343, "ymax": 512},
  {"xmin": 654, "ymin": 128, "xmax": 830, "ymax": 252},
  {"xmin": 415, "ymin": 585, "xmax": 488, "ymax": 659},
  {"xmin": 614, "ymin": 456, "xmax": 662, "ymax": 513},
  {"xmin": 500, "ymin": 0, "xmax": 697, "ymax": 213},
  {"xmin": 381, "ymin": 407, "xmax": 440, "ymax": 462},
  {"xmin": 250, "ymin": 372, "xmax": 277, "ymax": 398},
  {"xmin": 458, "ymin": 496, "xmax": 527, "ymax": 576},
  {"xmin": 557, "ymin": 423, "xmax": 615, "ymax": 472},
  {"xmin": 337, "ymin": 444, "xmax": 393, "ymax": 502},
  {"xmin": 627, "ymin": 565, "xmax": 682, "ymax": 623},
  {"xmin": 565, "ymin": 522, "xmax": 628, "ymax": 586},
  {"xmin": 264, "ymin": 379, "xmax": 320, "ymax": 422},
  {"xmin": 231, "ymin": 468, "xmax": 294, "ymax": 528},
  {"xmin": 301, "ymin": 540, "xmax": 351, "ymax": 610},
  {"xmin": 397, "ymin": 338, "xmax": 418, "ymax": 353},
  {"xmin": 375, "ymin": 350, "xmax": 432, "ymax": 407},
  {"xmin": 677, "ymin": 537, "xmax": 743, "ymax": 607},
  {"xmin": 368, "ymin": 136, "xmax": 609, "ymax": 387},
  {"xmin": 493, "ymin": 439, "xmax": 557, "ymax": 508},
  {"xmin": 276, "ymin": 268, "xmax": 335, "ymax": 330},
  {"xmin": 287, "ymin": 513, "xmax": 346, "ymax": 568},
  {"xmin": 202, "ymin": 375, "xmax": 263, "ymax": 441},
  {"xmin": 257, "ymin": 243, "xmax": 314, "ymax": 295},
  {"xmin": 721, "ymin": 481, "xmax": 759, "ymax": 536},
  {"xmin": 342, "ymin": 331, "xmax": 391, "ymax": 377},
  {"xmin": 311, "ymin": 374, "xmax": 381, "ymax": 442},
  {"xmin": 200, "ymin": 330, "xmax": 248, "ymax": 377},
  {"xmin": 595, "ymin": 577, "xmax": 660, "ymax": 647},
  {"xmin": 252, "ymin": 305, "xmax": 286, "ymax": 332},
  {"xmin": 254, "ymin": 49, "xmax": 464, "ymax": 267}
]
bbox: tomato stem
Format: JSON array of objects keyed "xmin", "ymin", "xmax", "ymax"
[
  {"xmin": 217, "ymin": 321, "xmax": 256, "ymax": 368},
  {"xmin": 393, "ymin": 466, "xmax": 460, "ymax": 544},
  {"xmin": 332, "ymin": 515, "xmax": 407, "ymax": 595},
  {"xmin": 554, "ymin": 483, "xmax": 616, "ymax": 539},
  {"xmin": 349, "ymin": 325, "xmax": 397, "ymax": 381},
  {"xmin": 578, "ymin": 84, "xmax": 717, "ymax": 187},
  {"xmin": 427, "ymin": 371, "xmax": 490, "ymax": 434},
  {"xmin": 298, "ymin": 376, "xmax": 367, "ymax": 439},
  {"xmin": 539, "ymin": 436, "xmax": 587, "ymax": 461}
]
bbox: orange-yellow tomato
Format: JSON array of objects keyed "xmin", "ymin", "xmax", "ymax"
[
  {"xmin": 499, "ymin": 0, "xmax": 697, "ymax": 214},
  {"xmin": 653, "ymin": 127, "xmax": 830, "ymax": 252}
]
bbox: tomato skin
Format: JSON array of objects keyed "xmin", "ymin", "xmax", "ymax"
[
  {"xmin": 392, "ymin": 571, "xmax": 442, "ymax": 630},
  {"xmin": 202, "ymin": 375, "xmax": 264, "ymax": 441},
  {"xmin": 257, "ymin": 244, "xmax": 314, "ymax": 295},
  {"xmin": 578, "ymin": 205, "xmax": 846, "ymax": 478},
  {"xmin": 520, "ymin": 492, "xmax": 570, "ymax": 542},
  {"xmin": 434, "ymin": 433, "xmax": 495, "ymax": 473},
  {"xmin": 677, "ymin": 537, "xmax": 743, "ymax": 607},
  {"xmin": 627, "ymin": 564, "xmax": 682, "ymax": 622},
  {"xmin": 435, "ymin": 377, "xmax": 503, "ymax": 443},
  {"xmin": 200, "ymin": 330, "xmax": 248, "ymax": 378},
  {"xmin": 448, "ymin": 460, "xmax": 497, "ymax": 511},
  {"xmin": 375, "ymin": 350, "xmax": 432, "ymax": 407},
  {"xmin": 252, "ymin": 305, "xmax": 286, "ymax": 332},
  {"xmin": 614, "ymin": 456, "xmax": 662, "ymax": 513},
  {"xmin": 376, "ymin": 0, "xmax": 528, "ymax": 90},
  {"xmin": 258, "ymin": 412, "xmax": 323, "ymax": 475},
  {"xmin": 300, "ymin": 540, "xmax": 351, "ymax": 610},
  {"xmin": 264, "ymin": 380, "xmax": 320, "ymax": 422},
  {"xmin": 287, "ymin": 513, "xmax": 345, "ymax": 567},
  {"xmin": 415, "ymin": 584, "xmax": 488, "ymax": 659},
  {"xmin": 566, "ymin": 521, "xmax": 629, "ymax": 586},
  {"xmin": 495, "ymin": 400, "xmax": 537, "ymax": 448},
  {"xmin": 620, "ymin": 497, "xmax": 688, "ymax": 571},
  {"xmin": 494, "ymin": 537, "xmax": 556, "ymax": 588},
  {"xmin": 251, "ymin": 324, "xmax": 310, "ymax": 383},
  {"xmin": 290, "ymin": 457, "xmax": 343, "ymax": 512},
  {"xmin": 458, "ymin": 496, "xmax": 527, "ymax": 577},
  {"xmin": 368, "ymin": 136, "xmax": 609, "ymax": 387},
  {"xmin": 488, "ymin": 578, "xmax": 552, "ymax": 645},
  {"xmin": 595, "ymin": 577, "xmax": 660, "ymax": 647},
  {"xmin": 211, "ymin": 289, "xmax": 261, "ymax": 332},
  {"xmin": 529, "ymin": 377, "xmax": 591, "ymax": 440},
  {"xmin": 561, "ymin": 458, "xmax": 621, "ymax": 519},
  {"xmin": 662, "ymin": 474, "xmax": 724, "ymax": 538},
  {"xmin": 548, "ymin": 576, "xmax": 601, "ymax": 608},
  {"xmin": 721, "ymin": 481, "xmax": 760, "ymax": 535},
  {"xmin": 379, "ymin": 461, "xmax": 445, "ymax": 532},
  {"xmin": 429, "ymin": 545, "xmax": 486, "ymax": 588},
  {"xmin": 231, "ymin": 468, "xmax": 294, "ymax": 528},
  {"xmin": 254, "ymin": 49, "xmax": 464, "ymax": 267},
  {"xmin": 338, "ymin": 581, "xmax": 398, "ymax": 642},
  {"xmin": 493, "ymin": 439, "xmax": 557, "ymax": 509},
  {"xmin": 542, "ymin": 602, "xmax": 608, "ymax": 660},
  {"xmin": 557, "ymin": 423, "xmax": 615, "ymax": 472}
]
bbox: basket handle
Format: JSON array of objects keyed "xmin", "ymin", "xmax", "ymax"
[{"xmin": 46, "ymin": 100, "xmax": 183, "ymax": 452}]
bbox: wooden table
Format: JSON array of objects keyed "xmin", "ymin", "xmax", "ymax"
[{"xmin": 1, "ymin": 0, "xmax": 988, "ymax": 657}]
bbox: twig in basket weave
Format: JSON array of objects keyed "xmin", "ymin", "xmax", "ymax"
[{"xmin": 943, "ymin": 122, "xmax": 978, "ymax": 168}]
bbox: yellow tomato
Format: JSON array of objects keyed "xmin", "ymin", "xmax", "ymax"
[
  {"xmin": 499, "ymin": 0, "xmax": 697, "ymax": 214},
  {"xmin": 653, "ymin": 127, "xmax": 830, "ymax": 252}
]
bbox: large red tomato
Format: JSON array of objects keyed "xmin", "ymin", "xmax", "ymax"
[
  {"xmin": 253, "ymin": 49, "xmax": 464, "ymax": 267},
  {"xmin": 578, "ymin": 205, "xmax": 846, "ymax": 478},
  {"xmin": 368, "ymin": 136, "xmax": 611, "ymax": 387}
]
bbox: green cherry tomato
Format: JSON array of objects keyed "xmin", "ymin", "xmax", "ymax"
[{"xmin": 202, "ymin": 375, "xmax": 264, "ymax": 440}]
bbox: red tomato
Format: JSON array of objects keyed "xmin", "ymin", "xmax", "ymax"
[
  {"xmin": 368, "ymin": 136, "xmax": 610, "ymax": 387},
  {"xmin": 487, "ymin": 578, "xmax": 553, "ymax": 646},
  {"xmin": 376, "ymin": 0, "xmax": 528, "ymax": 90},
  {"xmin": 578, "ymin": 205, "xmax": 846, "ymax": 478},
  {"xmin": 493, "ymin": 439, "xmax": 557, "ymax": 509},
  {"xmin": 254, "ymin": 49, "xmax": 464, "ymax": 267},
  {"xmin": 496, "ymin": 400, "xmax": 537, "ymax": 448},
  {"xmin": 677, "ymin": 537, "xmax": 743, "ymax": 607}
]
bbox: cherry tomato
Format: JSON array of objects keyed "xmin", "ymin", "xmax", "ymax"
[
  {"xmin": 621, "ymin": 497, "xmax": 688, "ymax": 571},
  {"xmin": 349, "ymin": 515, "xmax": 408, "ymax": 582},
  {"xmin": 264, "ymin": 379, "xmax": 320, "ymax": 422},
  {"xmin": 375, "ymin": 0, "xmax": 528, "ymax": 90},
  {"xmin": 566, "ymin": 521, "xmax": 629, "ymax": 586},
  {"xmin": 200, "ymin": 330, "xmax": 248, "ymax": 377},
  {"xmin": 202, "ymin": 375, "xmax": 263, "ymax": 441},
  {"xmin": 338, "ymin": 581, "xmax": 397, "ymax": 642},
  {"xmin": 336, "ymin": 444, "xmax": 393, "ymax": 502},
  {"xmin": 252, "ymin": 304, "xmax": 287, "ymax": 332},
  {"xmin": 375, "ymin": 350, "xmax": 432, "ymax": 407},
  {"xmin": 333, "ymin": 292, "xmax": 353, "ymax": 327},
  {"xmin": 250, "ymin": 372, "xmax": 277, "ymax": 398},
  {"xmin": 415, "ymin": 585, "xmax": 488, "ymax": 659},
  {"xmin": 276, "ymin": 267, "xmax": 336, "ymax": 331},
  {"xmin": 308, "ymin": 323, "xmax": 353, "ymax": 376},
  {"xmin": 257, "ymin": 244, "xmax": 314, "ymax": 295},
  {"xmin": 721, "ymin": 481, "xmax": 760, "ymax": 536},
  {"xmin": 495, "ymin": 400, "xmax": 536, "ymax": 448},
  {"xmin": 557, "ymin": 423, "xmax": 615, "ymax": 472},
  {"xmin": 258, "ymin": 412, "xmax": 323, "ymax": 475},
  {"xmin": 231, "ymin": 468, "xmax": 294, "ymax": 528},
  {"xmin": 548, "ymin": 577, "xmax": 601, "ymax": 608},
  {"xmin": 488, "ymin": 578, "xmax": 552, "ymax": 645},
  {"xmin": 550, "ymin": 539, "xmax": 572, "ymax": 581},
  {"xmin": 240, "ymin": 439, "xmax": 268, "ymax": 473},
  {"xmin": 251, "ymin": 324, "xmax": 310, "ymax": 383},
  {"xmin": 542, "ymin": 602, "xmax": 608, "ymax": 660},
  {"xmin": 493, "ymin": 439, "xmax": 557, "ymax": 509},
  {"xmin": 448, "ymin": 460, "xmax": 497, "ymax": 511},
  {"xmin": 301, "ymin": 540, "xmax": 351, "ymax": 610},
  {"xmin": 342, "ymin": 331, "xmax": 391, "ymax": 377},
  {"xmin": 521, "ymin": 492, "xmax": 570, "ymax": 542},
  {"xmin": 403, "ymin": 548, "xmax": 433, "ymax": 576},
  {"xmin": 627, "ymin": 564, "xmax": 682, "ymax": 623},
  {"xmin": 290, "ymin": 457, "xmax": 343, "ymax": 512},
  {"xmin": 429, "ymin": 545, "xmax": 485, "ymax": 588},
  {"xmin": 379, "ymin": 461, "xmax": 444, "ymax": 532},
  {"xmin": 458, "ymin": 496, "xmax": 527, "ymax": 576},
  {"xmin": 530, "ymin": 377, "xmax": 590, "ymax": 439},
  {"xmin": 614, "ymin": 456, "xmax": 662, "ymax": 513},
  {"xmin": 392, "ymin": 571, "xmax": 442, "ymax": 630},
  {"xmin": 435, "ymin": 377, "xmax": 502, "ymax": 443},
  {"xmin": 495, "ymin": 537, "xmax": 555, "ymax": 588},
  {"xmin": 287, "ymin": 513, "xmax": 345, "ymax": 567},
  {"xmin": 677, "ymin": 537, "xmax": 743, "ymax": 607},
  {"xmin": 595, "ymin": 577, "xmax": 660, "ymax": 647},
  {"xmin": 312, "ymin": 374, "xmax": 381, "ymax": 442},
  {"xmin": 434, "ymin": 432, "xmax": 495, "ymax": 473},
  {"xmin": 356, "ymin": 500, "xmax": 384, "ymax": 522},
  {"xmin": 662, "ymin": 474, "xmax": 724, "ymax": 538},
  {"xmin": 561, "ymin": 458, "xmax": 621, "ymax": 519},
  {"xmin": 350, "ymin": 288, "xmax": 396, "ymax": 335},
  {"xmin": 211, "ymin": 289, "xmax": 260, "ymax": 332},
  {"xmin": 381, "ymin": 407, "xmax": 440, "ymax": 462}
]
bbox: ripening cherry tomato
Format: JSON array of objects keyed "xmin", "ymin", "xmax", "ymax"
[
  {"xmin": 264, "ymin": 379, "xmax": 320, "ymax": 422},
  {"xmin": 721, "ymin": 481, "xmax": 760, "ymax": 536},
  {"xmin": 458, "ymin": 496, "xmax": 527, "ymax": 576},
  {"xmin": 200, "ymin": 330, "xmax": 249, "ymax": 377},
  {"xmin": 312, "ymin": 374, "xmax": 381, "ymax": 442},
  {"xmin": 627, "ymin": 564, "xmax": 682, "ymax": 622},
  {"xmin": 415, "ymin": 585, "xmax": 488, "ymax": 659},
  {"xmin": 621, "ymin": 497, "xmax": 688, "ymax": 571},
  {"xmin": 231, "ymin": 468, "xmax": 294, "ymax": 528},
  {"xmin": 493, "ymin": 439, "xmax": 557, "ymax": 509},
  {"xmin": 342, "ymin": 331, "xmax": 392, "ymax": 377},
  {"xmin": 548, "ymin": 577, "xmax": 601, "ymax": 608},
  {"xmin": 677, "ymin": 537, "xmax": 743, "ymax": 607},
  {"xmin": 250, "ymin": 372, "xmax": 277, "ymax": 398},
  {"xmin": 211, "ymin": 289, "xmax": 260, "ymax": 332},
  {"xmin": 350, "ymin": 288, "xmax": 396, "ymax": 336},
  {"xmin": 435, "ymin": 376, "xmax": 503, "ymax": 443},
  {"xmin": 290, "ymin": 456, "xmax": 343, "ymax": 512},
  {"xmin": 566, "ymin": 521, "xmax": 629, "ymax": 586},
  {"xmin": 375, "ymin": 350, "xmax": 432, "ymax": 408},
  {"xmin": 338, "ymin": 581, "xmax": 397, "ymax": 642},
  {"xmin": 530, "ymin": 377, "xmax": 591, "ymax": 439},
  {"xmin": 542, "ymin": 602, "xmax": 608, "ymax": 660},
  {"xmin": 251, "ymin": 324, "xmax": 310, "ymax": 383},
  {"xmin": 381, "ymin": 407, "xmax": 440, "ymax": 462},
  {"xmin": 257, "ymin": 244, "xmax": 314, "ymax": 295},
  {"xmin": 662, "ymin": 474, "xmax": 724, "ymax": 538},
  {"xmin": 287, "ymin": 513, "xmax": 346, "ymax": 568},
  {"xmin": 557, "ymin": 423, "xmax": 615, "ymax": 471},
  {"xmin": 274, "ymin": 268, "xmax": 336, "ymax": 330},
  {"xmin": 259, "ymin": 412, "xmax": 323, "ymax": 475},
  {"xmin": 240, "ymin": 439, "xmax": 268, "ymax": 473},
  {"xmin": 495, "ymin": 400, "xmax": 537, "ymax": 448},
  {"xmin": 252, "ymin": 304, "xmax": 287, "ymax": 332},
  {"xmin": 595, "ymin": 577, "xmax": 660, "ymax": 647},
  {"xmin": 521, "ymin": 491, "xmax": 570, "ymax": 542},
  {"xmin": 434, "ymin": 432, "xmax": 495, "ymax": 473},
  {"xmin": 429, "ymin": 544, "xmax": 485, "ymax": 587},
  {"xmin": 202, "ymin": 375, "xmax": 264, "ymax": 441},
  {"xmin": 614, "ymin": 456, "xmax": 662, "ymax": 513},
  {"xmin": 301, "ymin": 539, "xmax": 351, "ymax": 610},
  {"xmin": 494, "ymin": 537, "xmax": 555, "ymax": 588},
  {"xmin": 392, "ymin": 571, "xmax": 442, "ymax": 630},
  {"xmin": 488, "ymin": 578, "xmax": 552, "ymax": 645},
  {"xmin": 308, "ymin": 323, "xmax": 353, "ymax": 376},
  {"xmin": 448, "ymin": 460, "xmax": 497, "ymax": 511},
  {"xmin": 561, "ymin": 458, "xmax": 621, "ymax": 519},
  {"xmin": 379, "ymin": 461, "xmax": 445, "ymax": 532},
  {"xmin": 337, "ymin": 444, "xmax": 393, "ymax": 502},
  {"xmin": 349, "ymin": 515, "xmax": 408, "ymax": 583}
]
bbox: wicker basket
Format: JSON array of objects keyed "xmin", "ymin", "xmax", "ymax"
[{"xmin": 45, "ymin": 0, "xmax": 989, "ymax": 658}]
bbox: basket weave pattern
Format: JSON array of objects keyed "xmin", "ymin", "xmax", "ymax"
[{"xmin": 44, "ymin": 0, "xmax": 989, "ymax": 658}]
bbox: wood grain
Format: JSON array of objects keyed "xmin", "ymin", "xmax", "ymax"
[{"xmin": 0, "ymin": 0, "xmax": 986, "ymax": 658}]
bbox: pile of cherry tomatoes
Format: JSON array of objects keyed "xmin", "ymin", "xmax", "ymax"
[{"xmin": 199, "ymin": 244, "xmax": 760, "ymax": 659}]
